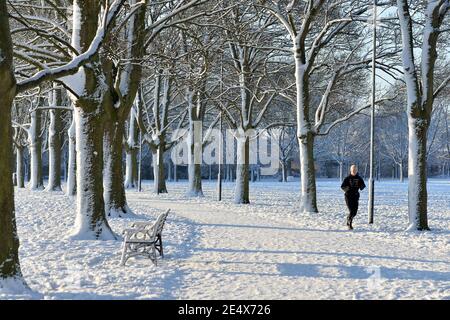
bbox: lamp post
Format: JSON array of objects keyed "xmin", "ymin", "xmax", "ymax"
[
  {"xmin": 137, "ymin": 130, "xmax": 142, "ymax": 192},
  {"xmin": 217, "ymin": 111, "xmax": 223, "ymax": 201},
  {"xmin": 217, "ymin": 56, "xmax": 224, "ymax": 201},
  {"xmin": 368, "ymin": 0, "xmax": 377, "ymax": 224}
]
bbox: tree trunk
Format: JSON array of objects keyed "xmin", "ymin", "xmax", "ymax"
[
  {"xmin": 63, "ymin": 148, "xmax": 67, "ymax": 182},
  {"xmin": 66, "ymin": 115, "xmax": 76, "ymax": 196},
  {"xmin": 187, "ymin": 123, "xmax": 203, "ymax": 196},
  {"xmin": 152, "ymin": 145, "xmax": 167, "ymax": 194},
  {"xmin": 68, "ymin": 0, "xmax": 116, "ymax": 239},
  {"xmin": 29, "ymin": 108, "xmax": 44, "ymax": 190},
  {"xmin": 16, "ymin": 146, "xmax": 25, "ymax": 188},
  {"xmin": 70, "ymin": 107, "xmax": 116, "ymax": 240},
  {"xmin": 295, "ymin": 47, "xmax": 318, "ymax": 213},
  {"xmin": 124, "ymin": 148, "xmax": 138, "ymax": 188},
  {"xmin": 406, "ymin": 118, "xmax": 429, "ymax": 231},
  {"xmin": 399, "ymin": 161, "xmax": 404, "ymax": 183},
  {"xmin": 298, "ymin": 132, "xmax": 318, "ymax": 213},
  {"xmin": 287, "ymin": 160, "xmax": 292, "ymax": 177},
  {"xmin": 124, "ymin": 109, "xmax": 138, "ymax": 189},
  {"xmin": 186, "ymin": 90, "xmax": 204, "ymax": 197},
  {"xmin": 188, "ymin": 163, "xmax": 203, "ymax": 196},
  {"xmin": 0, "ymin": 0, "xmax": 22, "ymax": 279},
  {"xmin": 234, "ymin": 137, "xmax": 250, "ymax": 204},
  {"xmin": 0, "ymin": 92, "xmax": 21, "ymax": 279},
  {"xmin": 46, "ymin": 89, "xmax": 63, "ymax": 191},
  {"xmin": 103, "ymin": 120, "xmax": 131, "ymax": 217},
  {"xmin": 281, "ymin": 162, "xmax": 287, "ymax": 182},
  {"xmin": 228, "ymin": 165, "xmax": 233, "ymax": 182},
  {"xmin": 168, "ymin": 159, "xmax": 172, "ymax": 182}
]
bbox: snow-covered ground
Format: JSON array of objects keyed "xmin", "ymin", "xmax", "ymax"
[{"xmin": 2, "ymin": 179, "xmax": 449, "ymax": 299}]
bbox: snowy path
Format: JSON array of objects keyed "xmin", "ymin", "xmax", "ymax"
[
  {"xmin": 130, "ymin": 192, "xmax": 449, "ymax": 300},
  {"xmin": 3, "ymin": 180, "xmax": 449, "ymax": 299}
]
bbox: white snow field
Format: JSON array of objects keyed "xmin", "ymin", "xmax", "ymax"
[{"xmin": 2, "ymin": 179, "xmax": 449, "ymax": 300}]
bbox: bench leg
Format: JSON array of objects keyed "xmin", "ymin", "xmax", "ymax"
[
  {"xmin": 149, "ymin": 245, "xmax": 157, "ymax": 266},
  {"xmin": 155, "ymin": 235, "xmax": 164, "ymax": 258},
  {"xmin": 120, "ymin": 242, "xmax": 129, "ymax": 266}
]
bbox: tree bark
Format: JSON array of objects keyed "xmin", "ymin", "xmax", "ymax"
[
  {"xmin": 46, "ymin": 88, "xmax": 63, "ymax": 191},
  {"xmin": 227, "ymin": 164, "xmax": 233, "ymax": 182},
  {"xmin": 69, "ymin": 0, "xmax": 115, "ymax": 239},
  {"xmin": 152, "ymin": 145, "xmax": 167, "ymax": 194},
  {"xmin": 168, "ymin": 159, "xmax": 172, "ymax": 182},
  {"xmin": 407, "ymin": 118, "xmax": 429, "ymax": 230},
  {"xmin": 234, "ymin": 137, "xmax": 250, "ymax": 204},
  {"xmin": 66, "ymin": 115, "xmax": 76, "ymax": 196},
  {"xmin": 399, "ymin": 161, "xmax": 404, "ymax": 183},
  {"xmin": 71, "ymin": 107, "xmax": 115, "ymax": 239},
  {"xmin": 295, "ymin": 50, "xmax": 318, "ymax": 213},
  {"xmin": 16, "ymin": 146, "xmax": 25, "ymax": 188},
  {"xmin": 287, "ymin": 161, "xmax": 292, "ymax": 177},
  {"xmin": 299, "ymin": 132, "xmax": 318, "ymax": 213},
  {"xmin": 0, "ymin": 0, "xmax": 22, "ymax": 279},
  {"xmin": 186, "ymin": 90, "xmax": 204, "ymax": 197},
  {"xmin": 29, "ymin": 108, "xmax": 44, "ymax": 190},
  {"xmin": 0, "ymin": 92, "xmax": 21, "ymax": 279},
  {"xmin": 188, "ymin": 163, "xmax": 203, "ymax": 196},
  {"xmin": 187, "ymin": 126, "xmax": 203, "ymax": 196},
  {"xmin": 103, "ymin": 120, "xmax": 131, "ymax": 217},
  {"xmin": 124, "ymin": 109, "xmax": 138, "ymax": 189}
]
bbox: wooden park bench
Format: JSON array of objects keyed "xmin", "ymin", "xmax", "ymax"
[{"xmin": 120, "ymin": 209, "xmax": 170, "ymax": 266}]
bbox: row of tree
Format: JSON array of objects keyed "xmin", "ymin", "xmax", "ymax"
[
  {"xmin": 12, "ymin": 91, "xmax": 449, "ymax": 189},
  {"xmin": 0, "ymin": 1, "xmax": 449, "ymax": 289}
]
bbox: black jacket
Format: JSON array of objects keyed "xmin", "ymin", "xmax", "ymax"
[{"xmin": 341, "ymin": 174, "xmax": 366, "ymax": 195}]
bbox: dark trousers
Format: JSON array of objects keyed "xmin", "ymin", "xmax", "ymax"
[{"xmin": 345, "ymin": 192, "xmax": 360, "ymax": 223}]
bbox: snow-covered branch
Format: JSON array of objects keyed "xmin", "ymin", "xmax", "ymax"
[{"xmin": 16, "ymin": 0, "xmax": 125, "ymax": 93}]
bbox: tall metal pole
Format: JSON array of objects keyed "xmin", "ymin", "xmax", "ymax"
[
  {"xmin": 217, "ymin": 55, "xmax": 224, "ymax": 201},
  {"xmin": 137, "ymin": 130, "xmax": 142, "ymax": 192},
  {"xmin": 217, "ymin": 111, "xmax": 223, "ymax": 201},
  {"xmin": 368, "ymin": 1, "xmax": 377, "ymax": 224}
]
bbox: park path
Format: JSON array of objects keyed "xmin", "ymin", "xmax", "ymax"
[{"xmin": 127, "ymin": 194, "xmax": 450, "ymax": 300}]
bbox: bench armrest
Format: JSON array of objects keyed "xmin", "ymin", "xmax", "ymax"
[
  {"xmin": 131, "ymin": 221, "xmax": 154, "ymax": 228},
  {"xmin": 122, "ymin": 228, "xmax": 152, "ymax": 241}
]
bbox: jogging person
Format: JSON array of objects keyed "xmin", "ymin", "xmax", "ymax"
[{"xmin": 341, "ymin": 165, "xmax": 366, "ymax": 230}]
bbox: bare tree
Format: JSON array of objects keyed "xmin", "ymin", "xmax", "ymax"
[
  {"xmin": 138, "ymin": 65, "xmax": 187, "ymax": 194},
  {"xmin": 46, "ymin": 86, "xmax": 65, "ymax": 191},
  {"xmin": 124, "ymin": 104, "xmax": 139, "ymax": 189},
  {"xmin": 258, "ymin": 0, "xmax": 397, "ymax": 213},
  {"xmin": 397, "ymin": 0, "xmax": 450, "ymax": 230},
  {"xmin": 0, "ymin": 0, "xmax": 124, "ymax": 281},
  {"xmin": 217, "ymin": 4, "xmax": 279, "ymax": 203}
]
